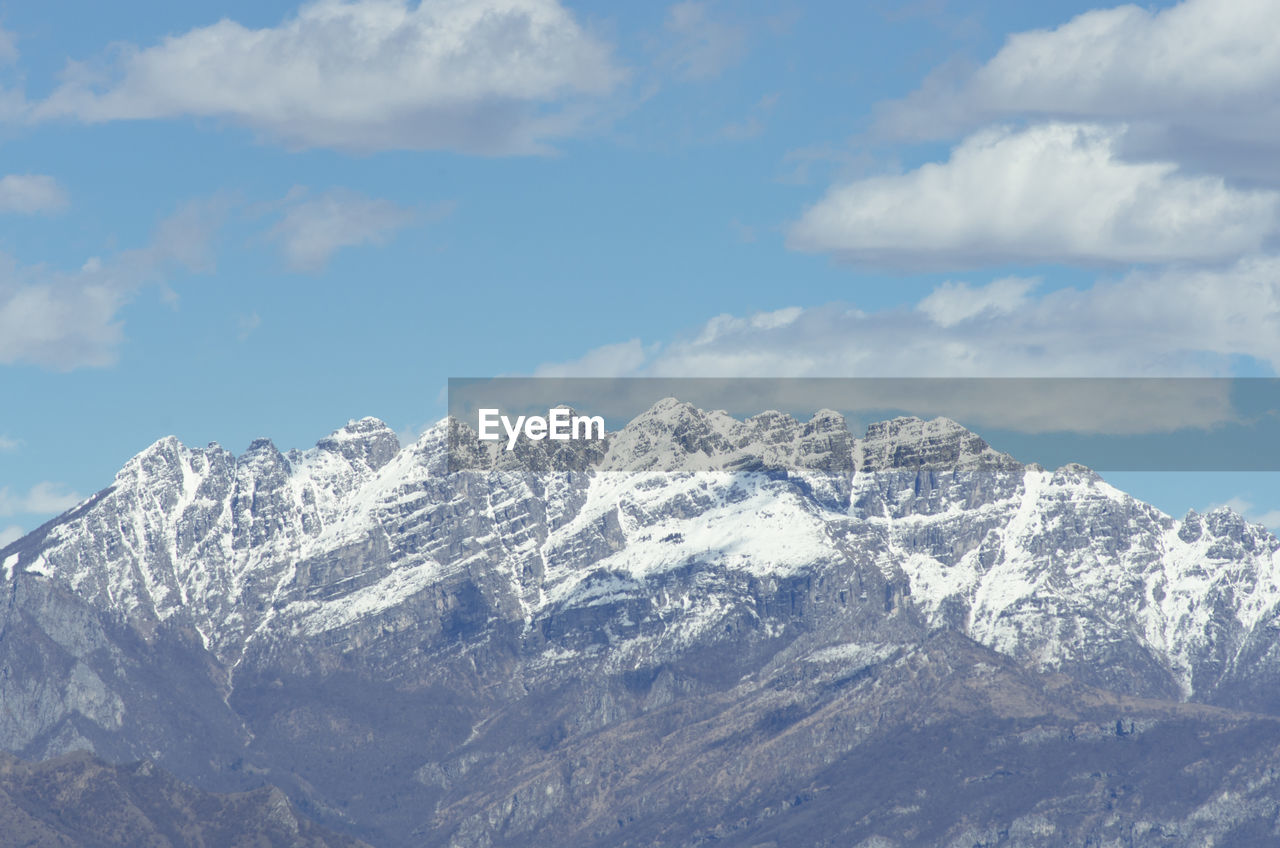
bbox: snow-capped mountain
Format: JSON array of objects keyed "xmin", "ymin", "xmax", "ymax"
[
  {"xmin": 4, "ymin": 399, "xmax": 1280, "ymax": 846},
  {"xmin": 8, "ymin": 400, "xmax": 1277, "ymax": 705}
]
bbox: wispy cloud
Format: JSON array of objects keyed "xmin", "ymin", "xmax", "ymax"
[
  {"xmin": 0, "ymin": 174, "xmax": 68, "ymax": 215},
  {"xmin": 268, "ymin": 188, "xmax": 420, "ymax": 272},
  {"xmin": 24, "ymin": 0, "xmax": 625, "ymax": 155},
  {"xmin": 0, "ymin": 525, "xmax": 22, "ymax": 547},
  {"xmin": 660, "ymin": 1, "xmax": 747, "ymax": 81},
  {"xmin": 534, "ymin": 339, "xmax": 653, "ymax": 378},
  {"xmin": 789, "ymin": 123, "xmax": 1280, "ymax": 268},
  {"xmin": 720, "ymin": 92, "xmax": 779, "ymax": 140},
  {"xmin": 236, "ymin": 312, "xmax": 261, "ymax": 342},
  {"xmin": 0, "ymin": 196, "xmax": 227, "ymax": 369},
  {"xmin": 0, "ymin": 435, "xmax": 18, "ymax": 452},
  {"xmin": 0, "ymin": 481, "xmax": 82, "ymax": 517}
]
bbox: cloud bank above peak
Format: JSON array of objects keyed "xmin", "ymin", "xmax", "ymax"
[{"xmin": 538, "ymin": 257, "xmax": 1280, "ymax": 381}]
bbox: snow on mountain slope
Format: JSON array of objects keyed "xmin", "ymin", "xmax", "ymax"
[
  {"xmin": 542, "ymin": 469, "xmax": 841, "ymax": 598},
  {"xmin": 4, "ymin": 400, "xmax": 1280, "ymax": 709},
  {"xmin": 6, "ymin": 418, "xmax": 404, "ymax": 657},
  {"xmin": 876, "ymin": 462, "xmax": 1280, "ymax": 699}
]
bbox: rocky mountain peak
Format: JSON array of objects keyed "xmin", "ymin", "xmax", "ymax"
[
  {"xmin": 1199, "ymin": 505, "xmax": 1280, "ymax": 558},
  {"xmin": 1050, "ymin": 462, "xmax": 1103, "ymax": 485},
  {"xmin": 602, "ymin": 398, "xmax": 741, "ymax": 471},
  {"xmin": 743, "ymin": 408, "xmax": 801, "ymax": 439},
  {"xmin": 1179, "ymin": 509, "xmax": 1204, "ymax": 542},
  {"xmin": 858, "ymin": 415, "xmax": 1019, "ymax": 473},
  {"xmin": 807, "ymin": 407, "xmax": 847, "ymax": 431},
  {"xmin": 603, "ymin": 401, "xmax": 859, "ymax": 476},
  {"xmin": 235, "ymin": 438, "xmax": 289, "ymax": 483},
  {"xmin": 315, "ymin": 417, "xmax": 400, "ymax": 471},
  {"xmin": 115, "ymin": 434, "xmax": 196, "ymax": 480}
]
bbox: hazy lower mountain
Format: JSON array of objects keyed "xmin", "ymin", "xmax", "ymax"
[
  {"xmin": 3, "ymin": 400, "xmax": 1280, "ymax": 846},
  {"xmin": 0, "ymin": 751, "xmax": 370, "ymax": 847}
]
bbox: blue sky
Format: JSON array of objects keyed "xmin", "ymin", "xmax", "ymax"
[{"xmin": 3, "ymin": 0, "xmax": 1280, "ymax": 542}]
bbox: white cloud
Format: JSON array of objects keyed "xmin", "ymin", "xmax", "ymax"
[
  {"xmin": 0, "ymin": 525, "xmax": 22, "ymax": 547},
  {"xmin": 0, "ymin": 197, "xmax": 226, "ymax": 369},
  {"xmin": 538, "ymin": 256, "xmax": 1280, "ymax": 381},
  {"xmin": 747, "ymin": 305, "xmax": 802, "ymax": 330},
  {"xmin": 660, "ymin": 2, "xmax": 747, "ymax": 81},
  {"xmin": 0, "ymin": 174, "xmax": 68, "ymax": 215},
  {"xmin": 788, "ymin": 123, "xmax": 1280, "ymax": 268},
  {"xmin": 269, "ymin": 188, "xmax": 418, "ymax": 271},
  {"xmin": 29, "ymin": 0, "xmax": 624, "ymax": 154},
  {"xmin": 529, "ymin": 260, "xmax": 1280, "ymax": 435},
  {"xmin": 0, "ymin": 481, "xmax": 82, "ymax": 517},
  {"xmin": 875, "ymin": 0, "xmax": 1280, "ymax": 180},
  {"xmin": 0, "ymin": 435, "xmax": 18, "ymax": 452},
  {"xmin": 917, "ymin": 277, "xmax": 1037, "ymax": 327},
  {"xmin": 534, "ymin": 339, "xmax": 652, "ymax": 378},
  {"xmin": 0, "ymin": 267, "xmax": 127, "ymax": 369}
]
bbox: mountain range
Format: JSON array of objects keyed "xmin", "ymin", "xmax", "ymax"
[{"xmin": 3, "ymin": 399, "xmax": 1280, "ymax": 846}]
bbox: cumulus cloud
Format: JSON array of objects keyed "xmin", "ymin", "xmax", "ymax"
[
  {"xmin": 788, "ymin": 123, "xmax": 1280, "ymax": 268},
  {"xmin": 28, "ymin": 0, "xmax": 624, "ymax": 154},
  {"xmin": 0, "ymin": 174, "xmax": 68, "ymax": 214},
  {"xmin": 660, "ymin": 2, "xmax": 747, "ymax": 81},
  {"xmin": 875, "ymin": 0, "xmax": 1280, "ymax": 180},
  {"xmin": 538, "ymin": 257, "xmax": 1280, "ymax": 380},
  {"xmin": 268, "ymin": 188, "xmax": 418, "ymax": 271},
  {"xmin": 0, "ymin": 261, "xmax": 129, "ymax": 369},
  {"xmin": 0, "ymin": 197, "xmax": 226, "ymax": 369},
  {"xmin": 0, "ymin": 481, "xmax": 82, "ymax": 517}
]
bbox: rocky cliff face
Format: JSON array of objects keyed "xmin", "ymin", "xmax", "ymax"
[{"xmin": 3, "ymin": 400, "xmax": 1280, "ymax": 846}]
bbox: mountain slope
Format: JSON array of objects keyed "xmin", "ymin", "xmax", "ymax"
[{"xmin": 0, "ymin": 751, "xmax": 371, "ymax": 847}]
